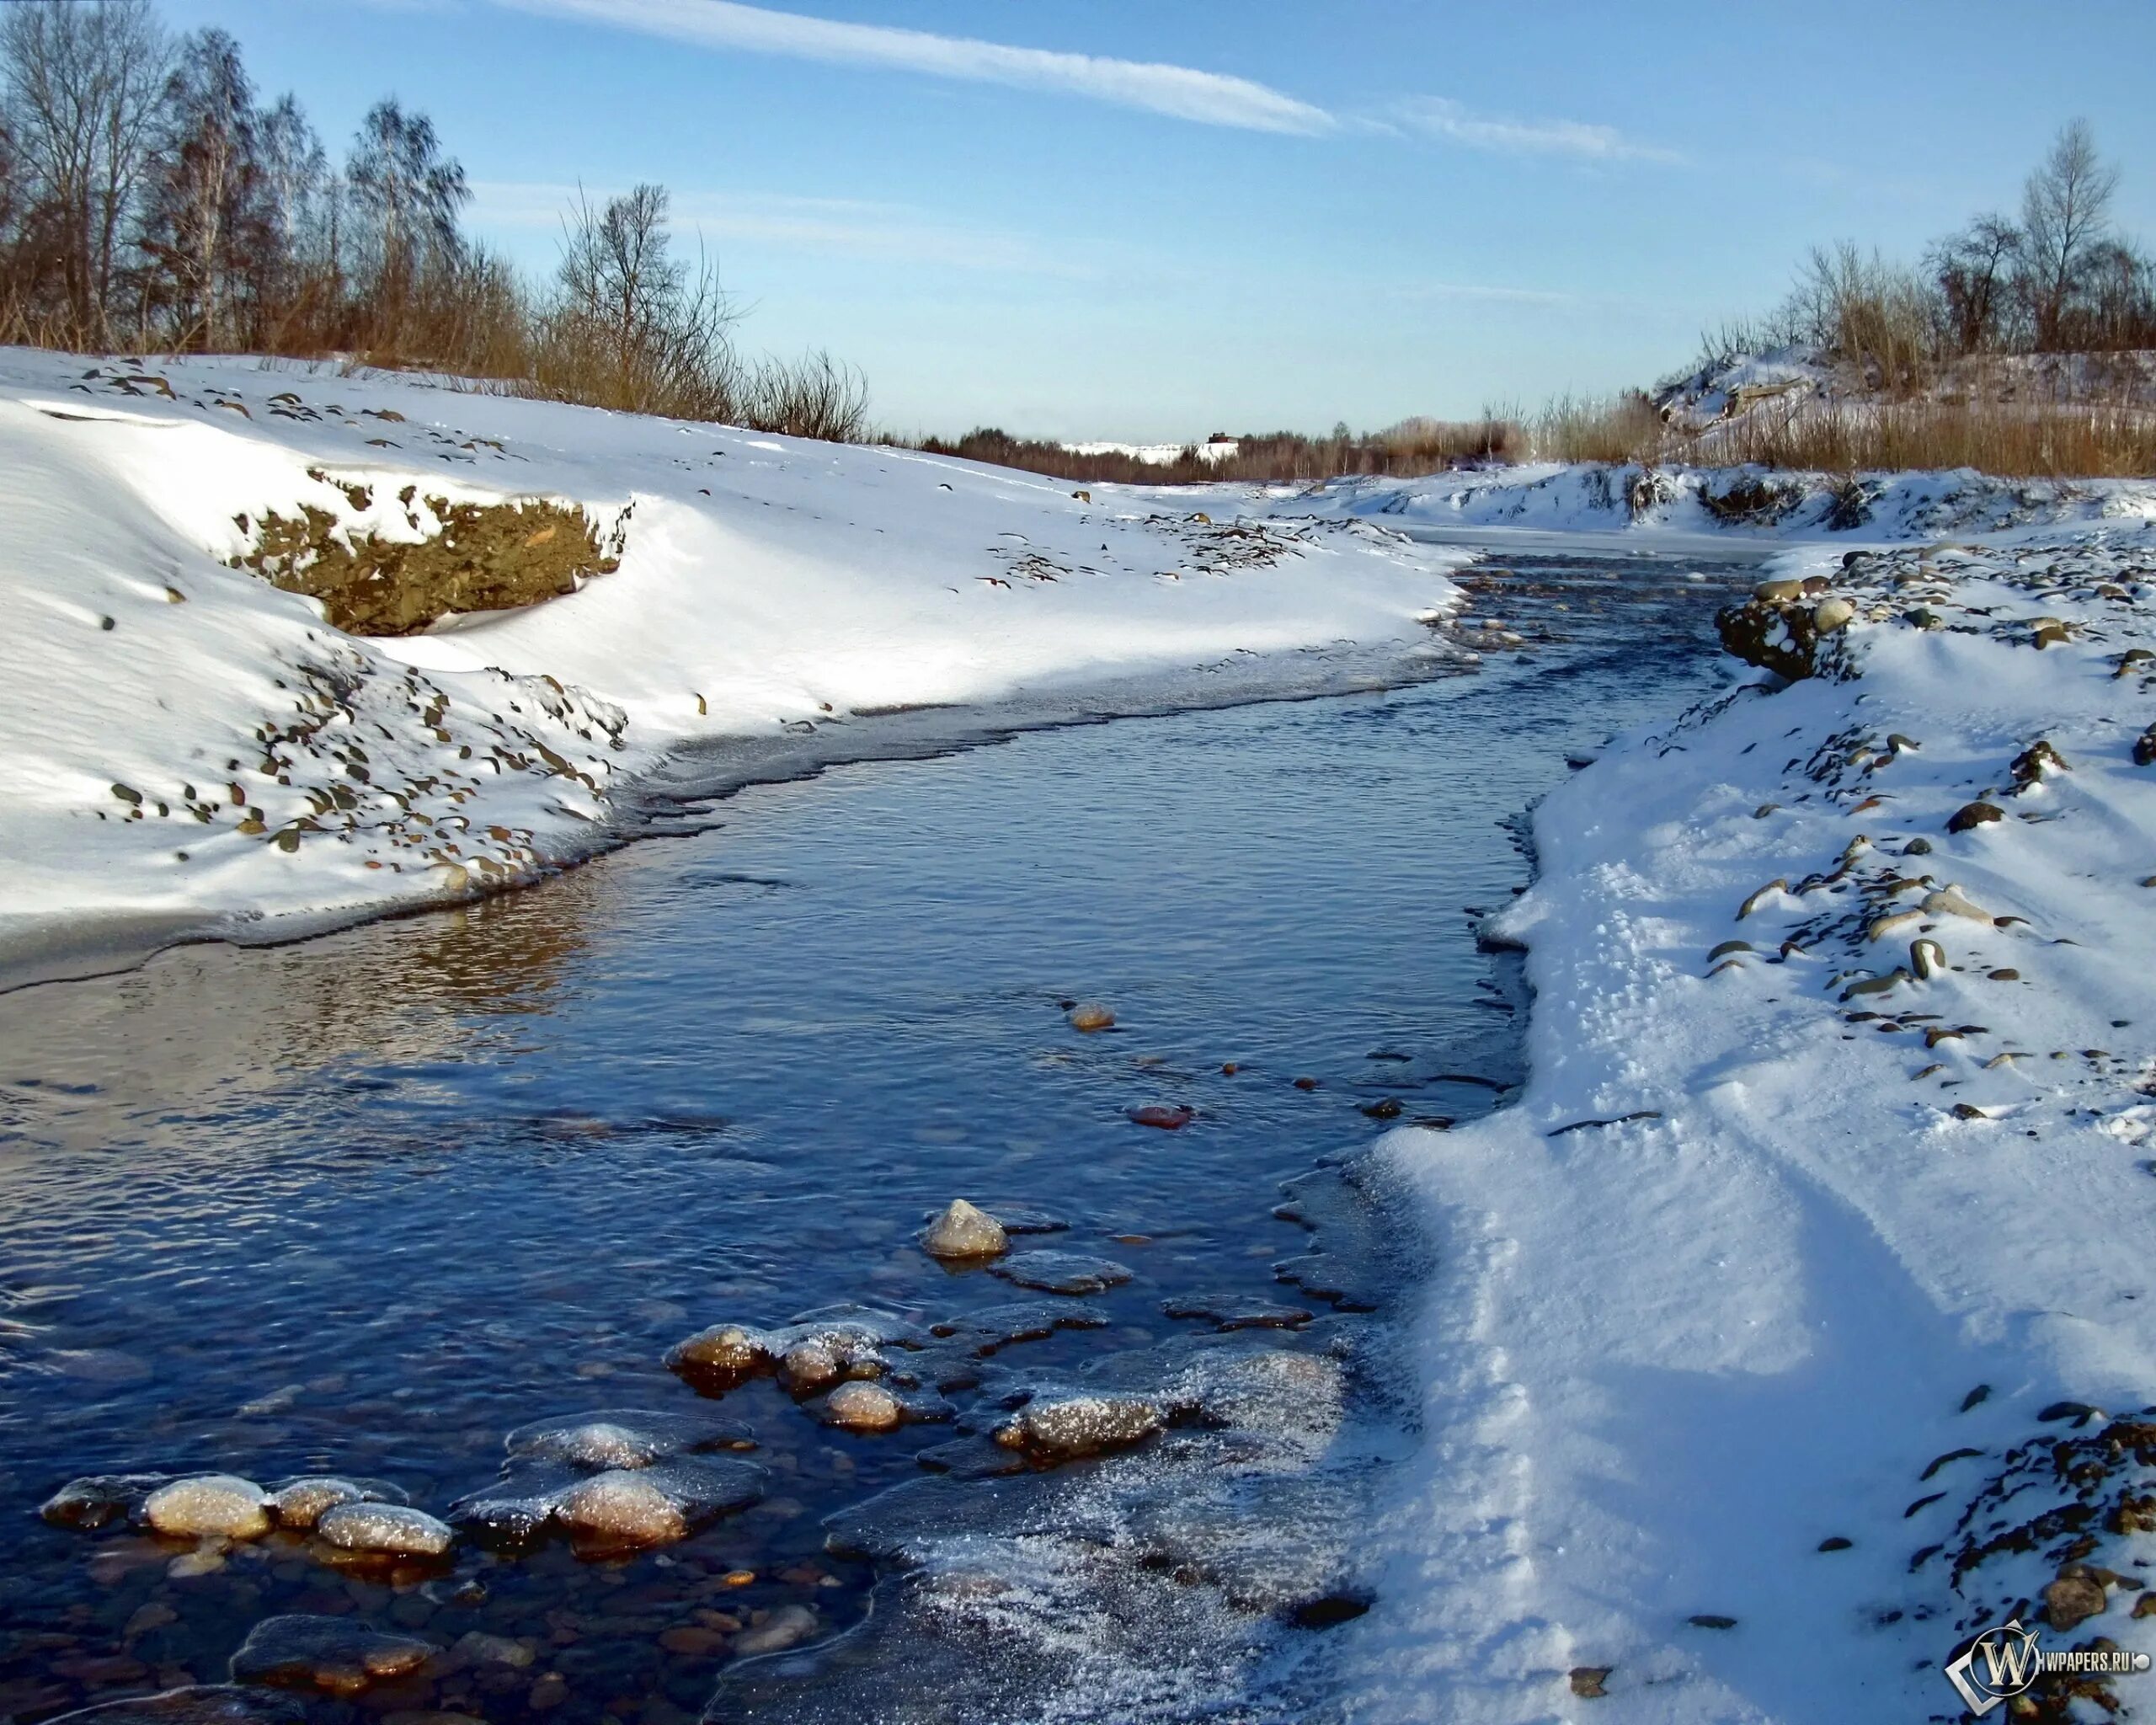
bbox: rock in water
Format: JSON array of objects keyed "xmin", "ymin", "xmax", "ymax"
[
  {"xmin": 989, "ymin": 1252, "xmax": 1134, "ymax": 1295},
  {"xmin": 824, "ymin": 1382, "xmax": 905, "ymax": 1433},
  {"xmin": 41, "ymin": 1473, "xmax": 170, "ymax": 1530},
  {"xmin": 229, "ymin": 1615, "xmax": 435, "ymax": 1696},
  {"xmin": 1065, "ymin": 1001, "xmax": 1115, "ymax": 1032},
  {"xmin": 267, "ymin": 1477, "xmax": 403, "ymax": 1530},
  {"xmin": 664, "ymin": 1323, "xmax": 773, "ymax": 1384},
  {"xmin": 506, "ymin": 1408, "xmax": 754, "ymax": 1469},
  {"xmin": 143, "ymin": 1476, "xmax": 271, "ymax": 1540},
  {"xmin": 555, "ymin": 1471, "xmax": 687, "ymax": 1548},
  {"xmin": 40, "ymin": 1687, "xmax": 305, "ymax": 1723},
  {"xmin": 995, "ymin": 1394, "xmax": 1161, "ymax": 1460},
  {"xmin": 1127, "ymin": 1103, "xmax": 1194, "ymax": 1130},
  {"xmin": 923, "ymin": 1199, "xmax": 1008, "ymax": 1261},
  {"xmin": 315, "ymin": 1503, "xmax": 454, "ymax": 1558}
]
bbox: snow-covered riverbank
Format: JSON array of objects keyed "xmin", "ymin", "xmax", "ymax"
[
  {"xmin": 1351, "ymin": 521, "xmax": 2156, "ymax": 1721},
  {"xmin": 0, "ymin": 350, "xmax": 1460, "ymax": 985}
]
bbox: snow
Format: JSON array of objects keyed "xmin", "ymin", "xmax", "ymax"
[
  {"xmin": 1062, "ymin": 436, "xmax": 1241, "ymax": 465},
  {"xmin": 0, "ymin": 348, "xmax": 1455, "ymax": 984},
  {"xmin": 1346, "ymin": 522, "xmax": 2156, "ymax": 1720}
]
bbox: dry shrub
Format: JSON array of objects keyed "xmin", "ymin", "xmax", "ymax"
[
  {"xmin": 1529, "ymin": 393, "xmax": 1667, "ymax": 463},
  {"xmin": 1698, "ymin": 394, "xmax": 2156, "ymax": 478}
]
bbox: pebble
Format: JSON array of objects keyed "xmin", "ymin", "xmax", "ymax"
[
  {"xmin": 316, "ymin": 1503, "xmax": 454, "ymax": 1559},
  {"xmin": 228, "ymin": 1614, "xmax": 435, "ymax": 1696},
  {"xmin": 822, "ymin": 1382, "xmax": 905, "ymax": 1433},
  {"xmin": 1569, "ymin": 1666, "xmax": 1612, "ymax": 1699},
  {"xmin": 988, "ymin": 1251, "xmax": 1134, "ymax": 1295},
  {"xmin": 144, "ymin": 1477, "xmax": 271, "ymax": 1541},
  {"xmin": 921, "ymin": 1199, "xmax": 1008, "ymax": 1261}
]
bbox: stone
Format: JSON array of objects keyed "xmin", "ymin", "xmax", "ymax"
[
  {"xmin": 733, "ymin": 1605, "xmax": 819, "ymax": 1658},
  {"xmin": 1570, "ymin": 1666, "xmax": 1612, "ymax": 1698},
  {"xmin": 505, "ymin": 1410, "xmax": 753, "ymax": 1470},
  {"xmin": 1160, "ymin": 1294, "xmax": 1314, "ymax": 1331},
  {"xmin": 1910, "ymin": 939, "xmax": 1947, "ymax": 981},
  {"xmin": 1127, "ymin": 1103, "xmax": 1194, "ymax": 1130},
  {"xmin": 229, "ymin": 1615, "xmax": 435, "ymax": 1696},
  {"xmin": 316, "ymin": 1503, "xmax": 453, "ymax": 1559},
  {"xmin": 448, "ymin": 1632, "xmax": 532, "ymax": 1669},
  {"xmin": 922, "ymin": 1199, "xmax": 1007, "ymax": 1261},
  {"xmin": 2010, "ymin": 740, "xmax": 2070, "ymax": 783},
  {"xmin": 664, "ymin": 1324, "xmax": 771, "ymax": 1383},
  {"xmin": 988, "ymin": 1251, "xmax": 1134, "ymax": 1295},
  {"xmin": 554, "ymin": 1473, "xmax": 686, "ymax": 1548},
  {"xmin": 1753, "ymin": 579, "xmax": 1804, "ymax": 602},
  {"xmin": 268, "ymin": 1477, "xmax": 403, "ymax": 1530},
  {"xmin": 995, "ymin": 1394, "xmax": 1161, "ymax": 1459},
  {"xmin": 823, "ymin": 1382, "xmax": 904, "ymax": 1433},
  {"xmin": 2136, "ymin": 725, "xmax": 2156, "ymax": 768},
  {"xmin": 2044, "ymin": 1572, "xmax": 2108, "ymax": 1632},
  {"xmin": 1812, "ymin": 596, "xmax": 1855, "ymax": 633},
  {"xmin": 1065, "ymin": 1001, "xmax": 1115, "ymax": 1032},
  {"xmin": 144, "ymin": 1477, "xmax": 271, "ymax": 1541},
  {"xmin": 1921, "ymin": 887, "xmax": 1993, "ymax": 924},
  {"xmin": 41, "ymin": 1474, "xmax": 170, "ymax": 1531},
  {"xmin": 39, "ymin": 1687, "xmax": 305, "ymax": 1723},
  {"xmin": 1945, "ymin": 801, "xmax": 2004, "ymax": 833}
]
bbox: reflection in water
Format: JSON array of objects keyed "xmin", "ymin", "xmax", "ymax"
[{"xmin": 0, "ymin": 554, "xmax": 1748, "ymax": 1724}]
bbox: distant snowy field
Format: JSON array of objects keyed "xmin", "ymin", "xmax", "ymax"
[{"xmin": 1061, "ymin": 436, "xmax": 1241, "ymax": 465}]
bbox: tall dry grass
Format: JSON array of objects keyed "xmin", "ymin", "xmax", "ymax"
[{"xmin": 1699, "ymin": 394, "xmax": 2156, "ymax": 478}]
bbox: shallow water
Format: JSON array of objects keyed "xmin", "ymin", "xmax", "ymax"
[{"xmin": 0, "ymin": 551, "xmax": 1748, "ymax": 1724}]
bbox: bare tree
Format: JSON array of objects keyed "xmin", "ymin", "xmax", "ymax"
[
  {"xmin": 345, "ymin": 97, "xmax": 467, "ymax": 344},
  {"xmin": 1928, "ymin": 213, "xmax": 2020, "ymax": 355},
  {"xmin": 0, "ymin": 0, "xmax": 169, "ymax": 344},
  {"xmin": 139, "ymin": 28, "xmax": 262, "ymax": 349},
  {"xmin": 2020, "ymin": 119, "xmax": 2119, "ymax": 350}
]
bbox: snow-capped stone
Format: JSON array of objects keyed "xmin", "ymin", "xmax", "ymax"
[{"xmin": 823, "ymin": 1381, "xmax": 905, "ymax": 1433}]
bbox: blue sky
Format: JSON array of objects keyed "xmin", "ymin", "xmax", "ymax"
[{"xmin": 163, "ymin": 0, "xmax": 2156, "ymax": 440}]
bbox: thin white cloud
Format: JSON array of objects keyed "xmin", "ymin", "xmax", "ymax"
[
  {"xmin": 489, "ymin": 0, "xmax": 1334, "ymax": 135},
  {"xmin": 1393, "ymin": 97, "xmax": 1682, "ymax": 164},
  {"xmin": 468, "ymin": 181, "xmax": 1094, "ymax": 276}
]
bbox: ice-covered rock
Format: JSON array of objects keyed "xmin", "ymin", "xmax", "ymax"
[
  {"xmin": 824, "ymin": 1381, "xmax": 905, "ymax": 1433},
  {"xmin": 734, "ymin": 1603, "xmax": 822, "ymax": 1657},
  {"xmin": 451, "ymin": 1435, "xmax": 765, "ymax": 1552},
  {"xmin": 667, "ymin": 1309, "xmax": 924, "ymax": 1395},
  {"xmin": 314, "ymin": 1502, "xmax": 453, "ymax": 1558},
  {"xmin": 228, "ymin": 1614, "xmax": 435, "ymax": 1696},
  {"xmin": 989, "ymin": 1251, "xmax": 1133, "ymax": 1295},
  {"xmin": 995, "ymin": 1394, "xmax": 1161, "ymax": 1460},
  {"xmin": 142, "ymin": 1475, "xmax": 271, "ymax": 1540},
  {"xmin": 927, "ymin": 1300, "xmax": 1110, "ymax": 1356},
  {"xmin": 664, "ymin": 1322, "xmax": 774, "ymax": 1384},
  {"xmin": 555, "ymin": 1470, "xmax": 688, "ymax": 1547},
  {"xmin": 922, "ymin": 1199, "xmax": 1008, "ymax": 1261}
]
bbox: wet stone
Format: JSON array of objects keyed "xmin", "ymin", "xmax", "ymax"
[
  {"xmin": 927, "ymin": 1300, "xmax": 1111, "ymax": 1355},
  {"xmin": 143, "ymin": 1476, "xmax": 271, "ymax": 1541},
  {"xmin": 268, "ymin": 1476, "xmax": 405, "ymax": 1530},
  {"xmin": 989, "ymin": 1252, "xmax": 1134, "ymax": 1295},
  {"xmin": 995, "ymin": 1394, "xmax": 1162, "ymax": 1461},
  {"xmin": 228, "ymin": 1614, "xmax": 436, "ymax": 1696},
  {"xmin": 734, "ymin": 1604, "xmax": 821, "ymax": 1658},
  {"xmin": 921, "ymin": 1199, "xmax": 1007, "ymax": 1261},
  {"xmin": 315, "ymin": 1503, "xmax": 454, "ymax": 1559},
  {"xmin": 41, "ymin": 1473, "xmax": 170, "ymax": 1531},
  {"xmin": 505, "ymin": 1409, "xmax": 754, "ymax": 1469},
  {"xmin": 822, "ymin": 1382, "xmax": 904, "ymax": 1434}
]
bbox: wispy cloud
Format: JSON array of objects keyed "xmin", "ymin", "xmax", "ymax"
[
  {"xmin": 488, "ymin": 0, "xmax": 1334, "ymax": 135},
  {"xmin": 469, "ymin": 181, "xmax": 1093, "ymax": 276},
  {"xmin": 1391, "ymin": 97, "xmax": 1682, "ymax": 164}
]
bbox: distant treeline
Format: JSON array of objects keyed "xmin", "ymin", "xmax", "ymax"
[{"xmin": 0, "ymin": 0, "xmax": 867, "ymax": 438}]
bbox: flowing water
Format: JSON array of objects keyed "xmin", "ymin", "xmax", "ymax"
[{"xmin": 0, "ymin": 548, "xmax": 1755, "ymax": 1725}]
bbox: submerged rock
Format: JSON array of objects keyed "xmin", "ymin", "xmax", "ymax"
[
  {"xmin": 505, "ymin": 1408, "xmax": 754, "ymax": 1469},
  {"xmin": 989, "ymin": 1252, "xmax": 1134, "ymax": 1296},
  {"xmin": 555, "ymin": 1471, "xmax": 688, "ymax": 1548},
  {"xmin": 927, "ymin": 1300, "xmax": 1111, "ymax": 1356},
  {"xmin": 229, "ymin": 1614, "xmax": 435, "ymax": 1696},
  {"xmin": 1065, "ymin": 1001, "xmax": 1116, "ymax": 1032},
  {"xmin": 1160, "ymin": 1294, "xmax": 1315, "ymax": 1332},
  {"xmin": 453, "ymin": 1451, "xmax": 765, "ymax": 1553},
  {"xmin": 922, "ymin": 1199, "xmax": 1008, "ymax": 1261},
  {"xmin": 143, "ymin": 1476, "xmax": 271, "ymax": 1541},
  {"xmin": 41, "ymin": 1473, "xmax": 170, "ymax": 1531},
  {"xmin": 1127, "ymin": 1103, "xmax": 1194, "ymax": 1130},
  {"xmin": 315, "ymin": 1503, "xmax": 454, "ymax": 1558},
  {"xmin": 734, "ymin": 1604, "xmax": 821, "ymax": 1657}
]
